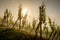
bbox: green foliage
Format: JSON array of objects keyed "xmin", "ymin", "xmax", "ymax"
[
  {"xmin": 43, "ymin": 23, "xmax": 48, "ymax": 39},
  {"xmin": 1, "ymin": 9, "xmax": 14, "ymax": 27},
  {"xmin": 48, "ymin": 17, "xmax": 60, "ymax": 40},
  {"xmin": 40, "ymin": 4, "xmax": 46, "ymax": 23},
  {"xmin": 22, "ymin": 19, "xmax": 25, "ymax": 26},
  {"xmin": 32, "ymin": 18, "xmax": 36, "ymax": 29},
  {"xmin": 0, "ymin": 4, "xmax": 59, "ymax": 40}
]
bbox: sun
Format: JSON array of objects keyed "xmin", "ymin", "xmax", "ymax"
[{"xmin": 22, "ymin": 9, "xmax": 28, "ymax": 17}]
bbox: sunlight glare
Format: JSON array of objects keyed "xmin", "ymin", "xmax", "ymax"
[{"xmin": 22, "ymin": 9, "xmax": 28, "ymax": 17}]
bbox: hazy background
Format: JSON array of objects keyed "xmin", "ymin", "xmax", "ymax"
[{"xmin": 0, "ymin": 0, "xmax": 60, "ymax": 25}]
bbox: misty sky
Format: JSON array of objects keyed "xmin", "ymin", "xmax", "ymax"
[{"xmin": 0, "ymin": 0, "xmax": 60, "ymax": 25}]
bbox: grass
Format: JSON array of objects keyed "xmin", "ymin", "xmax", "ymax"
[{"xmin": 0, "ymin": 27, "xmax": 46, "ymax": 40}]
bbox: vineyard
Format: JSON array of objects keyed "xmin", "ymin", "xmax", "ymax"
[{"xmin": 0, "ymin": 3, "xmax": 60, "ymax": 40}]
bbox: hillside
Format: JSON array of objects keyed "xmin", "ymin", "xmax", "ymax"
[{"xmin": 0, "ymin": 28, "xmax": 46, "ymax": 40}]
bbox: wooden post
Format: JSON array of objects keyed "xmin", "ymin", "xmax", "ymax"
[
  {"xmin": 12, "ymin": 5, "xmax": 22, "ymax": 29},
  {"xmin": 18, "ymin": 5, "xmax": 22, "ymax": 30},
  {"xmin": 39, "ymin": 7, "xmax": 42, "ymax": 40},
  {"xmin": 7, "ymin": 10, "xmax": 8, "ymax": 27}
]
